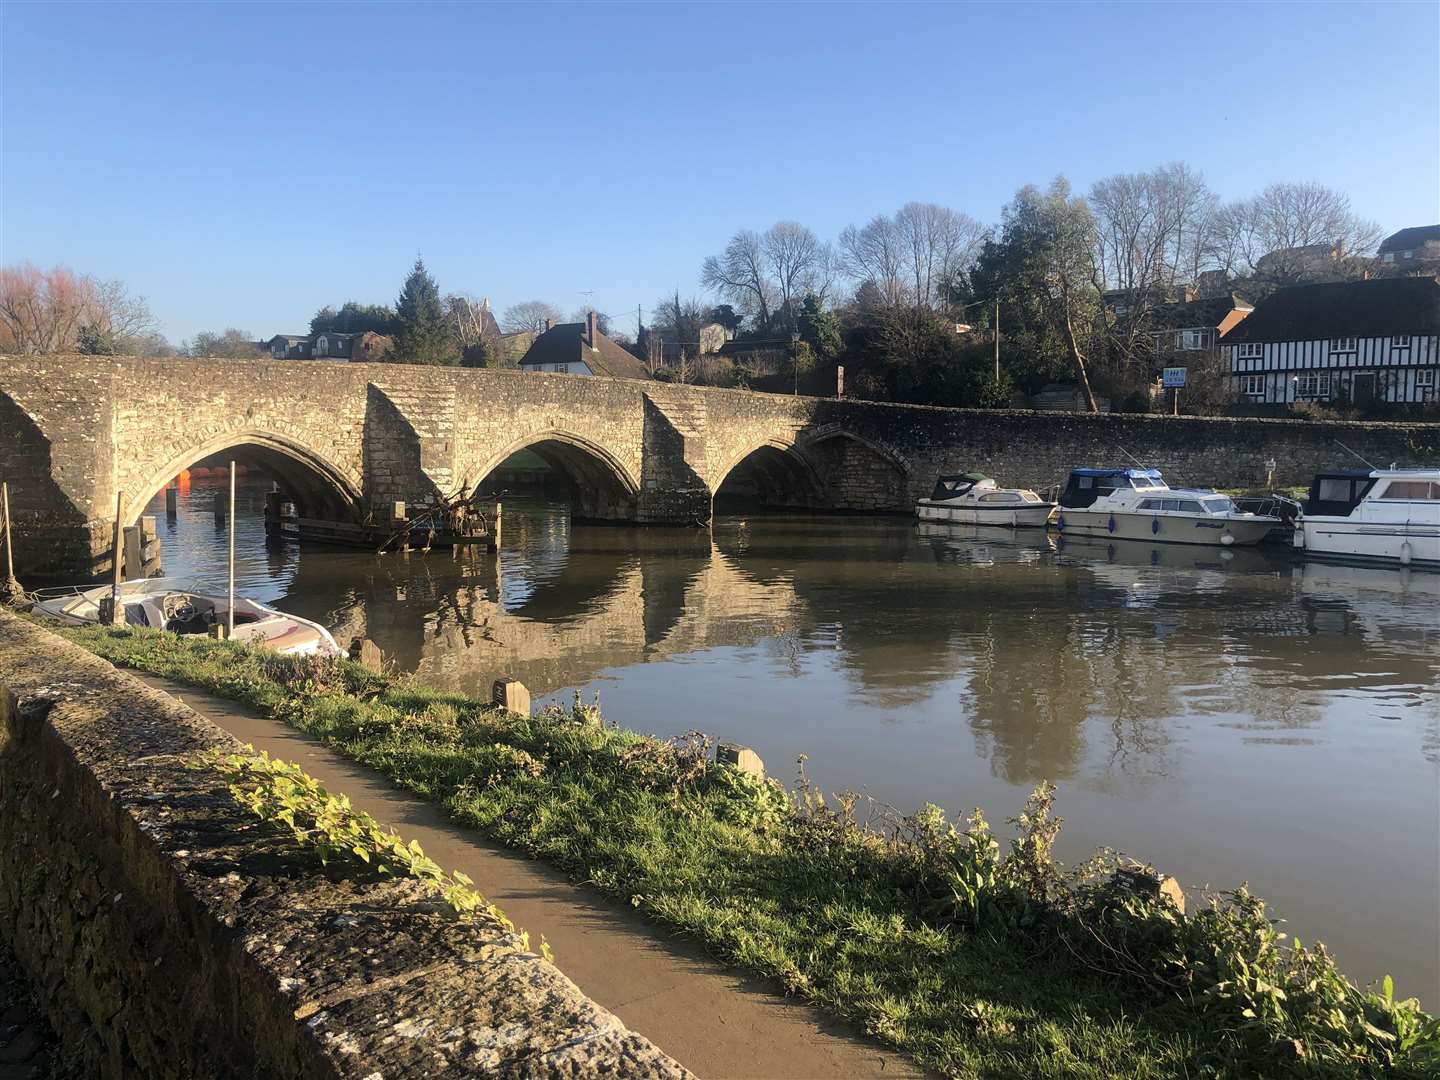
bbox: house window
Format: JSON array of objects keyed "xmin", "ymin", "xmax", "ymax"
[
  {"xmin": 1418, "ymin": 368, "xmax": 1436, "ymax": 401},
  {"xmin": 1383, "ymin": 253, "xmax": 1395, "ymax": 263},
  {"xmin": 1295, "ymin": 372, "xmax": 1331, "ymax": 398},
  {"xmin": 1179, "ymin": 329, "xmax": 1206, "ymax": 350},
  {"xmin": 1392, "ymin": 335, "xmax": 1412, "ymax": 349},
  {"xmin": 1403, "ymin": 250, "xmax": 1414, "ymax": 260},
  {"xmin": 1240, "ymin": 374, "xmax": 1265, "ymax": 397},
  {"xmin": 1236, "ymin": 342, "xmax": 1263, "ymax": 360},
  {"xmin": 1329, "ymin": 337, "xmax": 1357, "ymax": 354}
]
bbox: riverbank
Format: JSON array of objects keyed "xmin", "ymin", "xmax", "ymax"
[{"xmin": 47, "ymin": 623, "xmax": 1440, "ymax": 1078}]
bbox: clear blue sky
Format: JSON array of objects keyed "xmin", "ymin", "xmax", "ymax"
[{"xmin": 3, "ymin": 1, "xmax": 1437, "ymax": 344}]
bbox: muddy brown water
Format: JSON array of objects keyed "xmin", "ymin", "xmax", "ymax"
[{"xmin": 144, "ymin": 475, "xmax": 1440, "ymax": 1005}]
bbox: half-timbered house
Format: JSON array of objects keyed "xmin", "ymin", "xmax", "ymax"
[{"xmin": 1220, "ymin": 277, "xmax": 1440, "ymax": 405}]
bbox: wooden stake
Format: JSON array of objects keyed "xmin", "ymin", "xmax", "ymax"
[
  {"xmin": 109, "ymin": 490, "xmax": 124, "ymax": 625},
  {"xmin": 227, "ymin": 461, "xmax": 236, "ymax": 636},
  {"xmin": 2, "ymin": 481, "xmax": 19, "ymax": 594}
]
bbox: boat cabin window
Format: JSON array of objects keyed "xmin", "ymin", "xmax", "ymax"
[
  {"xmin": 979, "ymin": 492, "xmax": 1021, "ymax": 503},
  {"xmin": 1307, "ymin": 475, "xmax": 1376, "ymax": 517},
  {"xmin": 1138, "ymin": 498, "xmax": 1165, "ymax": 510},
  {"xmin": 1176, "ymin": 500, "xmax": 1205, "ymax": 513},
  {"xmin": 123, "ymin": 604, "xmax": 150, "ymax": 627},
  {"xmin": 1374, "ymin": 480, "xmax": 1440, "ymax": 500},
  {"xmin": 1201, "ymin": 496, "xmax": 1236, "ymax": 514}
]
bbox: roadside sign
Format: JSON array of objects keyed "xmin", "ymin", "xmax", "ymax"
[{"xmin": 1162, "ymin": 367, "xmax": 1188, "ymax": 389}]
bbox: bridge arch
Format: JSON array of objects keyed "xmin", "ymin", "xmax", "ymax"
[
  {"xmin": 712, "ymin": 437, "xmax": 826, "ymax": 511},
  {"xmin": 799, "ymin": 428, "xmax": 911, "ymax": 511},
  {"xmin": 120, "ymin": 429, "xmax": 363, "ymax": 526},
  {"xmin": 469, "ymin": 429, "xmax": 639, "ymax": 521}
]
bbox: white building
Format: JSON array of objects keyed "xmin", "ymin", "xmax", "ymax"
[{"xmin": 1221, "ymin": 278, "xmax": 1439, "ymax": 405}]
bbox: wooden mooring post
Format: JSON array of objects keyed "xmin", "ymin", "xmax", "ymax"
[
  {"xmin": 1, "ymin": 482, "xmax": 19, "ymax": 597},
  {"xmin": 490, "ymin": 501, "xmax": 502, "ymax": 553},
  {"xmin": 106, "ymin": 490, "xmax": 124, "ymax": 625}
]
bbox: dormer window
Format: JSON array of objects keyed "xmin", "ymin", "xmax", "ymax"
[
  {"xmin": 1237, "ymin": 342, "xmax": 1263, "ymax": 359},
  {"xmin": 1329, "ymin": 337, "xmax": 1357, "ymax": 354},
  {"xmin": 1392, "ymin": 335, "xmax": 1412, "ymax": 349}
]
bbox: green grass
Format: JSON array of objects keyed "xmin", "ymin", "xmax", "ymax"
[{"xmin": 48, "ymin": 623, "xmax": 1438, "ymax": 1079}]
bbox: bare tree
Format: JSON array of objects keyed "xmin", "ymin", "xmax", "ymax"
[
  {"xmin": 185, "ymin": 328, "xmax": 262, "ymax": 359},
  {"xmin": 0, "ymin": 263, "xmax": 157, "ymax": 353},
  {"xmin": 445, "ymin": 294, "xmax": 494, "ymax": 350},
  {"xmin": 501, "ymin": 300, "xmax": 564, "ymax": 334},
  {"xmin": 1090, "ymin": 163, "xmax": 1218, "ymax": 368},
  {"xmin": 839, "ymin": 214, "xmax": 906, "ymax": 305},
  {"xmin": 895, "ymin": 202, "xmax": 984, "ymax": 310},
  {"xmin": 701, "ymin": 230, "xmax": 771, "ymax": 331},
  {"xmin": 839, "ymin": 203, "xmax": 983, "ymax": 313},
  {"xmin": 567, "ymin": 308, "xmax": 611, "ymax": 335},
  {"xmin": 1210, "ymin": 182, "xmax": 1382, "ymax": 284},
  {"xmin": 762, "ymin": 222, "xmax": 825, "ymax": 329}
]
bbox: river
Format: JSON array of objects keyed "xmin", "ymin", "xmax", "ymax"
[{"xmin": 145, "ymin": 472, "xmax": 1440, "ymax": 1004}]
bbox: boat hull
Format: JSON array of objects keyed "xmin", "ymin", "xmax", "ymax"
[
  {"xmin": 1298, "ymin": 518, "xmax": 1440, "ymax": 565},
  {"xmin": 1054, "ymin": 509, "xmax": 1276, "ymax": 547},
  {"xmin": 916, "ymin": 501, "xmax": 1055, "ymax": 528}
]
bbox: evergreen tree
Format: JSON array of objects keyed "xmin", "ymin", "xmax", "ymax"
[{"xmin": 394, "ymin": 258, "xmax": 454, "ymax": 365}]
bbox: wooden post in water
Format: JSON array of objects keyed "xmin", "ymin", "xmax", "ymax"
[
  {"xmin": 2, "ymin": 482, "xmax": 20, "ymax": 598},
  {"xmin": 490, "ymin": 501, "xmax": 502, "ymax": 553},
  {"xmin": 165, "ymin": 484, "xmax": 178, "ymax": 520},
  {"xmin": 109, "ymin": 490, "xmax": 124, "ymax": 625},
  {"xmin": 227, "ymin": 461, "xmax": 236, "ymax": 636}
]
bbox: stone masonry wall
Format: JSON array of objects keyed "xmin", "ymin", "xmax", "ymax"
[
  {"xmin": 1, "ymin": 354, "xmax": 1436, "ymax": 578},
  {"xmin": 0, "ymin": 611, "xmax": 687, "ymax": 1080}
]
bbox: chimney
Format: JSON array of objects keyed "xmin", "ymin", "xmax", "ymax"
[
  {"xmin": 544, "ymin": 318, "xmax": 553, "ymax": 332},
  {"xmin": 587, "ymin": 310, "xmax": 598, "ymax": 347}
]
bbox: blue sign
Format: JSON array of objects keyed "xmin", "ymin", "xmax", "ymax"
[{"xmin": 1162, "ymin": 367, "xmax": 1188, "ymax": 389}]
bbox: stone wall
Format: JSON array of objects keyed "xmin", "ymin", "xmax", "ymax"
[
  {"xmin": 1, "ymin": 354, "xmax": 1436, "ymax": 579},
  {"xmin": 0, "ymin": 611, "xmax": 686, "ymax": 1080}
]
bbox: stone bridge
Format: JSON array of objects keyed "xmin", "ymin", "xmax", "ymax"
[{"xmin": 3, "ymin": 354, "xmax": 1437, "ymax": 579}]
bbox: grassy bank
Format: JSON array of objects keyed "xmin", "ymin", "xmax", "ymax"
[{"xmin": 50, "ymin": 623, "xmax": 1438, "ymax": 1078}]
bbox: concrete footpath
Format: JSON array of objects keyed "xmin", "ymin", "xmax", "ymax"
[{"xmin": 137, "ymin": 675, "xmax": 928, "ymax": 1080}]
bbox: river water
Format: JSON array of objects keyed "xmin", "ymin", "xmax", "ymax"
[{"xmin": 147, "ymin": 474, "xmax": 1440, "ymax": 1003}]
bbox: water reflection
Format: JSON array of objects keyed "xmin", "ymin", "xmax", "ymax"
[{"xmin": 146, "ymin": 478, "xmax": 1439, "ymax": 1001}]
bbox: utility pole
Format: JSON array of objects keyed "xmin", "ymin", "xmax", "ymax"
[{"xmin": 994, "ymin": 298, "xmax": 1000, "ymax": 381}]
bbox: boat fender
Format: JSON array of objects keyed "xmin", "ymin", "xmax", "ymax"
[
  {"xmin": 1400, "ymin": 541, "xmax": 1413, "ymax": 566},
  {"xmin": 1220, "ymin": 533, "xmax": 1235, "ymax": 546},
  {"xmin": 1056, "ymin": 514, "xmax": 1065, "ymax": 532},
  {"xmin": 1151, "ymin": 518, "xmax": 1160, "ymax": 535},
  {"xmin": 1107, "ymin": 515, "xmax": 1116, "ymax": 533}
]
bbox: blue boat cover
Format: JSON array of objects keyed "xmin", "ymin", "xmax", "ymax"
[{"xmin": 1067, "ymin": 468, "xmax": 1164, "ymax": 480}]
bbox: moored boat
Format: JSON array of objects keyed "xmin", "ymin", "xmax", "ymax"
[
  {"xmin": 33, "ymin": 580, "xmax": 343, "ymax": 656},
  {"xmin": 916, "ymin": 473, "xmax": 1056, "ymax": 527},
  {"xmin": 1295, "ymin": 468, "xmax": 1439, "ymax": 566},
  {"xmin": 1053, "ymin": 468, "xmax": 1282, "ymax": 547}
]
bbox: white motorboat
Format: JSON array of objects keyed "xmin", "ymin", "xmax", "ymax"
[
  {"xmin": 1053, "ymin": 468, "xmax": 1282, "ymax": 547},
  {"xmin": 33, "ymin": 580, "xmax": 343, "ymax": 657},
  {"xmin": 916, "ymin": 473, "xmax": 1056, "ymax": 527},
  {"xmin": 1295, "ymin": 469, "xmax": 1440, "ymax": 566}
]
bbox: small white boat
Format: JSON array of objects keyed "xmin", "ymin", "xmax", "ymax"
[
  {"xmin": 1054, "ymin": 468, "xmax": 1282, "ymax": 547},
  {"xmin": 33, "ymin": 580, "xmax": 343, "ymax": 657},
  {"xmin": 1295, "ymin": 469, "xmax": 1439, "ymax": 566},
  {"xmin": 916, "ymin": 473, "xmax": 1056, "ymax": 527}
]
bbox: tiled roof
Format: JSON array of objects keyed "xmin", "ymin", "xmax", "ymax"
[
  {"xmin": 1220, "ymin": 277, "xmax": 1440, "ymax": 343},
  {"xmin": 519, "ymin": 324, "xmax": 650, "ymax": 380},
  {"xmin": 1379, "ymin": 225, "xmax": 1440, "ymax": 254}
]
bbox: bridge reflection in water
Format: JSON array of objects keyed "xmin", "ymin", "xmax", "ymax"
[{"xmin": 147, "ymin": 477, "xmax": 1439, "ymax": 1005}]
